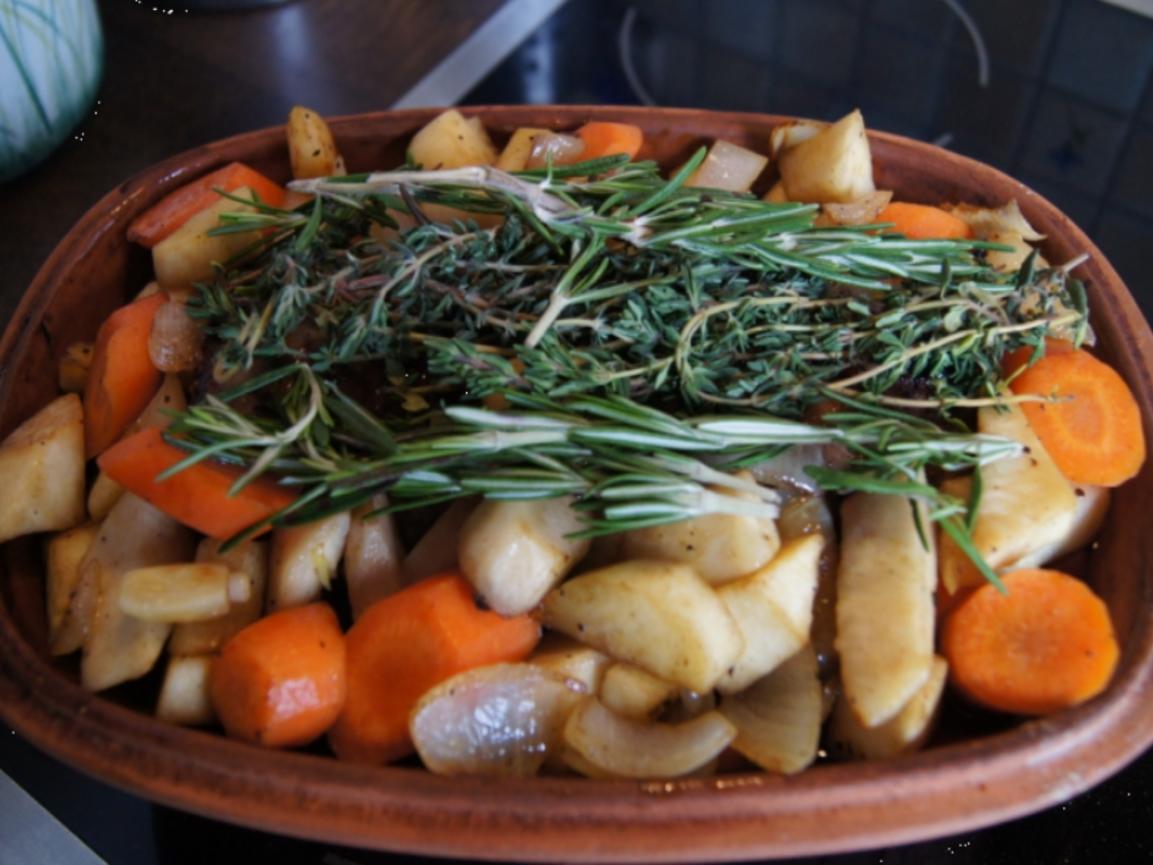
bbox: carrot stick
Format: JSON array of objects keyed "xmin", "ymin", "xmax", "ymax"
[
  {"xmin": 127, "ymin": 162, "xmax": 286, "ymax": 248},
  {"xmin": 941, "ymin": 568, "xmax": 1118, "ymax": 715},
  {"xmin": 210, "ymin": 603, "xmax": 346, "ymax": 748},
  {"xmin": 1009, "ymin": 347, "xmax": 1145, "ymax": 486},
  {"xmin": 97, "ymin": 427, "xmax": 298, "ymax": 539},
  {"xmin": 576, "ymin": 121, "xmax": 644, "ymax": 162},
  {"xmin": 876, "ymin": 202, "xmax": 973, "ymax": 240},
  {"xmin": 84, "ymin": 292, "xmax": 167, "ymax": 457},
  {"xmin": 328, "ymin": 572, "xmax": 541, "ymax": 764}
]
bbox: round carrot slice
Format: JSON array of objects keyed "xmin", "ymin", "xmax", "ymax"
[{"xmin": 941, "ymin": 568, "xmax": 1119, "ymax": 715}]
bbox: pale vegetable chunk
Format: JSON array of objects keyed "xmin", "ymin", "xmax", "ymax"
[
  {"xmin": 719, "ymin": 646, "xmax": 822, "ymax": 774},
  {"xmin": 599, "ymin": 662, "xmax": 677, "ymax": 720},
  {"xmin": 768, "ymin": 120, "xmax": 821, "ymax": 158},
  {"xmin": 402, "ymin": 497, "xmax": 478, "ymax": 583},
  {"xmin": 157, "ymin": 655, "xmax": 216, "ymax": 726},
  {"xmin": 152, "ymin": 187, "xmax": 262, "ymax": 290},
  {"xmin": 411, "ymin": 663, "xmax": 584, "ymax": 777},
  {"xmin": 836, "ymin": 492, "xmax": 936, "ymax": 727},
  {"xmin": 828, "ymin": 655, "xmax": 948, "ymax": 760},
  {"xmin": 86, "ymin": 470, "xmax": 124, "ymax": 522},
  {"xmin": 541, "ymin": 560, "xmax": 742, "ymax": 693},
  {"xmin": 777, "ymin": 109, "xmax": 876, "ymax": 203},
  {"xmin": 529, "ymin": 634, "xmax": 611, "ymax": 693},
  {"xmin": 459, "ymin": 497, "xmax": 590, "ymax": 616},
  {"xmin": 344, "ymin": 495, "xmax": 405, "ymax": 618},
  {"xmin": 45, "ymin": 522, "xmax": 99, "ymax": 655},
  {"xmin": 408, "ymin": 109, "xmax": 497, "ymax": 170},
  {"xmin": 287, "ymin": 105, "xmax": 341, "ymax": 180},
  {"xmin": 119, "ymin": 563, "xmax": 233, "ymax": 623},
  {"xmin": 81, "ymin": 493, "xmax": 196, "ymax": 691},
  {"xmin": 621, "ymin": 500, "xmax": 780, "ymax": 585},
  {"xmin": 716, "ymin": 533, "xmax": 823, "ymax": 694},
  {"xmin": 267, "ymin": 511, "xmax": 351, "ymax": 610},
  {"xmin": 685, "ymin": 140, "xmax": 769, "ymax": 192},
  {"xmin": 562, "ymin": 698, "xmax": 736, "ymax": 779},
  {"xmin": 169, "ymin": 538, "xmax": 268, "ymax": 655},
  {"xmin": 495, "ymin": 127, "xmax": 552, "ymax": 172},
  {"xmin": 0, "ymin": 393, "xmax": 86, "ymax": 543}
]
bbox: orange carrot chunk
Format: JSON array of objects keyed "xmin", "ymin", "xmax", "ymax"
[
  {"xmin": 328, "ymin": 572, "xmax": 541, "ymax": 764},
  {"xmin": 1009, "ymin": 347, "xmax": 1145, "ymax": 486},
  {"xmin": 575, "ymin": 121, "xmax": 644, "ymax": 162},
  {"xmin": 210, "ymin": 603, "xmax": 346, "ymax": 748},
  {"xmin": 97, "ymin": 426, "xmax": 298, "ymax": 539},
  {"xmin": 942, "ymin": 568, "xmax": 1118, "ymax": 715},
  {"xmin": 127, "ymin": 162, "xmax": 287, "ymax": 248},
  {"xmin": 84, "ymin": 292, "xmax": 167, "ymax": 457},
  {"xmin": 1000, "ymin": 337, "xmax": 1076, "ymax": 380},
  {"xmin": 876, "ymin": 201, "xmax": 973, "ymax": 240}
]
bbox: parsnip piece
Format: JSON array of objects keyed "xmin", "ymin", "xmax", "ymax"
[
  {"xmin": 344, "ymin": 495, "xmax": 405, "ymax": 618},
  {"xmin": 685, "ymin": 140, "xmax": 769, "ymax": 192},
  {"xmin": 495, "ymin": 127, "xmax": 552, "ymax": 172},
  {"xmin": 529, "ymin": 634, "xmax": 611, "ymax": 693},
  {"xmin": 562, "ymin": 698, "xmax": 736, "ymax": 779},
  {"xmin": 81, "ymin": 493, "xmax": 196, "ymax": 691},
  {"xmin": 169, "ymin": 538, "xmax": 268, "ymax": 655},
  {"xmin": 152, "ymin": 187, "xmax": 261, "ymax": 290},
  {"xmin": 45, "ymin": 522, "xmax": 99, "ymax": 655},
  {"xmin": 0, "ymin": 393, "xmax": 86, "ymax": 543},
  {"xmin": 836, "ymin": 492, "xmax": 936, "ymax": 727},
  {"xmin": 777, "ymin": 109, "xmax": 876, "ymax": 203},
  {"xmin": 719, "ymin": 646, "xmax": 822, "ymax": 774},
  {"xmin": 156, "ymin": 655, "xmax": 216, "ymax": 726},
  {"xmin": 267, "ymin": 511, "xmax": 351, "ymax": 610},
  {"xmin": 459, "ymin": 497, "xmax": 590, "ymax": 616},
  {"xmin": 599, "ymin": 663, "xmax": 677, "ymax": 720},
  {"xmin": 768, "ymin": 120, "xmax": 821, "ymax": 159},
  {"xmin": 119, "ymin": 563, "xmax": 232, "ymax": 623},
  {"xmin": 87, "ymin": 471, "xmax": 124, "ymax": 521},
  {"xmin": 402, "ymin": 497, "xmax": 478, "ymax": 583},
  {"xmin": 408, "ymin": 109, "xmax": 497, "ymax": 170},
  {"xmin": 541, "ymin": 560, "xmax": 742, "ymax": 693},
  {"xmin": 411, "ymin": 663, "xmax": 584, "ymax": 777},
  {"xmin": 287, "ymin": 105, "xmax": 340, "ymax": 180},
  {"xmin": 716, "ymin": 533, "xmax": 823, "ymax": 694},
  {"xmin": 621, "ymin": 491, "xmax": 779, "ymax": 585},
  {"xmin": 828, "ymin": 655, "xmax": 948, "ymax": 760}
]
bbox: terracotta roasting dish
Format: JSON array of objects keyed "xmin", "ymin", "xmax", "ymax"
[{"xmin": 2, "ymin": 106, "xmax": 1152, "ymax": 862}]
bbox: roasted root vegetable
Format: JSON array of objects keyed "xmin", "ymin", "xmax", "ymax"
[
  {"xmin": 169, "ymin": 538, "xmax": 268, "ymax": 655},
  {"xmin": 574, "ymin": 121, "xmax": 644, "ymax": 162},
  {"xmin": 776, "ymin": 108, "xmax": 875, "ymax": 203},
  {"xmin": 157, "ymin": 654, "xmax": 216, "ymax": 726},
  {"xmin": 343, "ymin": 495, "xmax": 405, "ymax": 618},
  {"xmin": 45, "ymin": 522, "xmax": 99, "ymax": 655},
  {"xmin": 875, "ymin": 201, "xmax": 973, "ymax": 240},
  {"xmin": 151, "ymin": 187, "xmax": 265, "ymax": 290},
  {"xmin": 685, "ymin": 139, "xmax": 768, "ymax": 192},
  {"xmin": 287, "ymin": 105, "xmax": 341, "ymax": 180},
  {"xmin": 267, "ymin": 512, "xmax": 350, "ymax": 611},
  {"xmin": 408, "ymin": 109, "xmax": 497, "ymax": 169}
]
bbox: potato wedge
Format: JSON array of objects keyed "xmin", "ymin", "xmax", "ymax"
[
  {"xmin": 0, "ymin": 393, "xmax": 86, "ymax": 543},
  {"xmin": 459, "ymin": 496, "xmax": 590, "ymax": 616},
  {"xmin": 777, "ymin": 109, "xmax": 876, "ymax": 203},
  {"xmin": 267, "ymin": 511, "xmax": 350, "ymax": 610},
  {"xmin": 45, "ymin": 522, "xmax": 100, "ymax": 655},
  {"xmin": 719, "ymin": 646, "xmax": 822, "ymax": 774},
  {"xmin": 156, "ymin": 654, "xmax": 216, "ymax": 726},
  {"xmin": 599, "ymin": 662, "xmax": 677, "ymax": 720},
  {"xmin": 562, "ymin": 697, "xmax": 735, "ymax": 779},
  {"xmin": 81, "ymin": 493, "xmax": 196, "ymax": 691},
  {"xmin": 411, "ymin": 663, "xmax": 584, "ymax": 777},
  {"xmin": 716, "ymin": 533, "xmax": 823, "ymax": 694},
  {"xmin": 409, "ymin": 109, "xmax": 497, "ymax": 169},
  {"xmin": 287, "ymin": 105, "xmax": 340, "ymax": 180},
  {"xmin": 119, "ymin": 562, "xmax": 234, "ymax": 623},
  {"xmin": 169, "ymin": 538, "xmax": 268, "ymax": 655},
  {"xmin": 152, "ymin": 187, "xmax": 262, "ymax": 291},
  {"xmin": 344, "ymin": 495, "xmax": 405, "ymax": 618},
  {"xmin": 836, "ymin": 491, "xmax": 936, "ymax": 727},
  {"xmin": 542, "ymin": 560, "xmax": 742, "ymax": 693}
]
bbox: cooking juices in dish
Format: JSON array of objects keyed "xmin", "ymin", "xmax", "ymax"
[{"xmin": 5, "ymin": 107, "xmax": 1142, "ymax": 778}]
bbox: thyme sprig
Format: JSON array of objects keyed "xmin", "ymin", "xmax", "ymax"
[{"xmin": 183, "ymin": 154, "xmax": 1088, "ymax": 569}]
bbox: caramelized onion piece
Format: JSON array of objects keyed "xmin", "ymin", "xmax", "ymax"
[{"xmin": 525, "ymin": 132, "xmax": 585, "ymax": 169}]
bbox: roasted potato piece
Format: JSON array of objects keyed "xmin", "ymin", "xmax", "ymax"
[
  {"xmin": 0, "ymin": 393, "xmax": 86, "ymax": 543},
  {"xmin": 459, "ymin": 496, "xmax": 590, "ymax": 616},
  {"xmin": 169, "ymin": 538, "xmax": 268, "ymax": 655},
  {"xmin": 599, "ymin": 662, "xmax": 677, "ymax": 720},
  {"xmin": 287, "ymin": 105, "xmax": 341, "ymax": 180},
  {"xmin": 152, "ymin": 187, "xmax": 262, "ymax": 291},
  {"xmin": 344, "ymin": 494, "xmax": 405, "ymax": 618},
  {"xmin": 267, "ymin": 511, "xmax": 351, "ymax": 610},
  {"xmin": 836, "ymin": 491, "xmax": 936, "ymax": 727},
  {"xmin": 685, "ymin": 140, "xmax": 769, "ymax": 192},
  {"xmin": 157, "ymin": 654, "xmax": 216, "ymax": 726},
  {"xmin": 542, "ymin": 560, "xmax": 742, "ymax": 693},
  {"xmin": 408, "ymin": 109, "xmax": 497, "ymax": 169},
  {"xmin": 777, "ymin": 109, "xmax": 876, "ymax": 203},
  {"xmin": 768, "ymin": 120, "xmax": 821, "ymax": 159},
  {"xmin": 45, "ymin": 522, "xmax": 99, "ymax": 655},
  {"xmin": 719, "ymin": 646, "xmax": 822, "ymax": 774},
  {"xmin": 119, "ymin": 562, "xmax": 239, "ymax": 623}
]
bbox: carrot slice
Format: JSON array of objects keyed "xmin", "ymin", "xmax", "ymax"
[
  {"xmin": 97, "ymin": 427, "xmax": 298, "ymax": 539},
  {"xmin": 876, "ymin": 201, "xmax": 973, "ymax": 240},
  {"xmin": 942, "ymin": 568, "xmax": 1118, "ymax": 715},
  {"xmin": 127, "ymin": 162, "xmax": 286, "ymax": 248},
  {"xmin": 1009, "ymin": 347, "xmax": 1145, "ymax": 486},
  {"xmin": 1001, "ymin": 337, "xmax": 1076, "ymax": 380},
  {"xmin": 210, "ymin": 603, "xmax": 346, "ymax": 748},
  {"xmin": 328, "ymin": 572, "xmax": 541, "ymax": 764},
  {"xmin": 576, "ymin": 121, "xmax": 644, "ymax": 162},
  {"xmin": 84, "ymin": 292, "xmax": 167, "ymax": 457}
]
